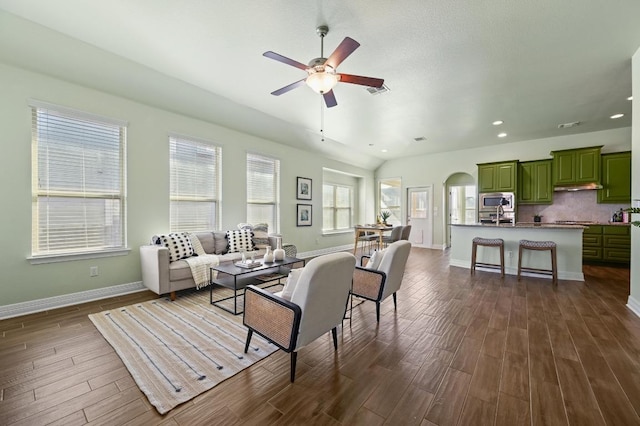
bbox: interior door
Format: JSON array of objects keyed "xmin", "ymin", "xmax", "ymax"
[{"xmin": 407, "ymin": 186, "xmax": 432, "ymax": 248}]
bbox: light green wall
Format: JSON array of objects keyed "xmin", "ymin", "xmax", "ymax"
[
  {"xmin": 631, "ymin": 47, "xmax": 640, "ymax": 308},
  {"xmin": 0, "ymin": 63, "xmax": 373, "ymax": 305},
  {"xmin": 376, "ymin": 127, "xmax": 632, "ymax": 247}
]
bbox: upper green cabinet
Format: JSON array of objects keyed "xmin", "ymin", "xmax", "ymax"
[
  {"xmin": 478, "ymin": 161, "xmax": 518, "ymax": 193},
  {"xmin": 598, "ymin": 151, "xmax": 631, "ymax": 203},
  {"xmin": 551, "ymin": 146, "xmax": 602, "ymax": 185},
  {"xmin": 518, "ymin": 160, "xmax": 552, "ymax": 204}
]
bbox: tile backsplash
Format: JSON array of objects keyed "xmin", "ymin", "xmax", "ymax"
[{"xmin": 517, "ymin": 191, "xmax": 629, "ymax": 223}]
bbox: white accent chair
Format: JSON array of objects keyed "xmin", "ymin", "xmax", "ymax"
[
  {"xmin": 243, "ymin": 252, "xmax": 356, "ymax": 382},
  {"xmin": 351, "ymin": 240, "xmax": 411, "ymax": 322}
]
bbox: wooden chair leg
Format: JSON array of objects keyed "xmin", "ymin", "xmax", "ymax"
[
  {"xmin": 551, "ymin": 246, "xmax": 558, "ymax": 285},
  {"xmin": 470, "ymin": 242, "xmax": 477, "ymax": 275},
  {"xmin": 499, "ymin": 244, "xmax": 505, "ymax": 277},
  {"xmin": 517, "ymin": 244, "xmax": 523, "ymax": 281},
  {"xmin": 376, "ymin": 302, "xmax": 381, "ymax": 323},
  {"xmin": 290, "ymin": 352, "xmax": 297, "ymax": 382}
]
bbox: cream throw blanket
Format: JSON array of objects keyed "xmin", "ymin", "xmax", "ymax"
[
  {"xmin": 186, "ymin": 233, "xmax": 219, "ymax": 289},
  {"xmin": 184, "ymin": 255, "xmax": 219, "ymax": 289}
]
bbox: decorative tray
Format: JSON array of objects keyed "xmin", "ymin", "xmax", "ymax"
[{"xmin": 234, "ymin": 261, "xmax": 262, "ymax": 269}]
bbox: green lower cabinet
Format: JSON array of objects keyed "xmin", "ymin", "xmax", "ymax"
[{"xmin": 582, "ymin": 225, "xmax": 630, "ymax": 263}]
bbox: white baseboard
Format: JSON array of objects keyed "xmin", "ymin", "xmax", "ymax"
[
  {"xmin": 0, "ymin": 281, "xmax": 146, "ymax": 320},
  {"xmin": 627, "ymin": 295, "xmax": 640, "ymax": 318}
]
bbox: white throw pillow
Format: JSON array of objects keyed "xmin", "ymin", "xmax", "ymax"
[
  {"xmin": 365, "ymin": 249, "xmax": 385, "ymax": 270},
  {"xmin": 281, "ymin": 268, "xmax": 303, "ymax": 300},
  {"xmin": 226, "ymin": 229, "xmax": 255, "ymax": 253},
  {"xmin": 158, "ymin": 232, "xmax": 194, "ymax": 262}
]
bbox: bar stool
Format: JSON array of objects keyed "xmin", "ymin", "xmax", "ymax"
[
  {"xmin": 517, "ymin": 239, "xmax": 557, "ymax": 285},
  {"xmin": 471, "ymin": 237, "xmax": 505, "ymax": 277}
]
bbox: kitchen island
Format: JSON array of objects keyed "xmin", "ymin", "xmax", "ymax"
[{"xmin": 450, "ymin": 223, "xmax": 585, "ymax": 281}]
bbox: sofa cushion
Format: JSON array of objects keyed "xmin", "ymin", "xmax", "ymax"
[
  {"xmin": 191, "ymin": 231, "xmax": 215, "ymax": 254},
  {"xmin": 281, "ymin": 268, "xmax": 303, "ymax": 300},
  {"xmin": 158, "ymin": 232, "xmax": 194, "ymax": 262},
  {"xmin": 226, "ymin": 229, "xmax": 255, "ymax": 253},
  {"xmin": 213, "ymin": 231, "xmax": 228, "ymax": 255},
  {"xmin": 252, "ymin": 223, "xmax": 270, "ymax": 249},
  {"xmin": 188, "ymin": 233, "xmax": 207, "ymax": 256}
]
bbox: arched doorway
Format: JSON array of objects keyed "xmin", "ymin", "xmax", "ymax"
[{"xmin": 444, "ymin": 172, "xmax": 476, "ymax": 248}]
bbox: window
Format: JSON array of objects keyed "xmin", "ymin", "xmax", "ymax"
[
  {"xmin": 247, "ymin": 153, "xmax": 280, "ymax": 232},
  {"xmin": 31, "ymin": 102, "xmax": 126, "ymax": 257},
  {"xmin": 379, "ymin": 177, "xmax": 402, "ymax": 225},
  {"xmin": 323, "ymin": 184, "xmax": 353, "ymax": 231},
  {"xmin": 170, "ymin": 135, "xmax": 221, "ymax": 232}
]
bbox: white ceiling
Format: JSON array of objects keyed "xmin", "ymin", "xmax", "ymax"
[{"xmin": 1, "ymin": 0, "xmax": 639, "ymax": 169}]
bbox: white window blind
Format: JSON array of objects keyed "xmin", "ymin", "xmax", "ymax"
[
  {"xmin": 31, "ymin": 104, "xmax": 126, "ymax": 256},
  {"xmin": 247, "ymin": 153, "xmax": 280, "ymax": 232},
  {"xmin": 323, "ymin": 183, "xmax": 353, "ymax": 231},
  {"xmin": 170, "ymin": 136, "xmax": 221, "ymax": 232}
]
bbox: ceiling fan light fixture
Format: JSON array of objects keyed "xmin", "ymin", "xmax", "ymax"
[{"xmin": 306, "ymin": 66, "xmax": 338, "ymax": 94}]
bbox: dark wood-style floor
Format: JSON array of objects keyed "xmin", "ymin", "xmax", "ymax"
[{"xmin": 1, "ymin": 248, "xmax": 639, "ymax": 425}]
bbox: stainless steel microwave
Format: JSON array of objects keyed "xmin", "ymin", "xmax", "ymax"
[{"xmin": 479, "ymin": 192, "xmax": 514, "ymax": 211}]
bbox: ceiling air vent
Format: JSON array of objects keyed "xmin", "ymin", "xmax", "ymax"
[
  {"xmin": 413, "ymin": 136, "xmax": 427, "ymax": 142},
  {"xmin": 366, "ymin": 84, "xmax": 390, "ymax": 95},
  {"xmin": 558, "ymin": 121, "xmax": 581, "ymax": 129}
]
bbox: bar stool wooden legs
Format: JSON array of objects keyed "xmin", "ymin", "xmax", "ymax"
[
  {"xmin": 471, "ymin": 237, "xmax": 505, "ymax": 277},
  {"xmin": 517, "ymin": 239, "xmax": 557, "ymax": 285}
]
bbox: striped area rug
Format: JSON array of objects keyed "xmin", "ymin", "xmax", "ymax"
[{"xmin": 89, "ymin": 290, "xmax": 278, "ymax": 414}]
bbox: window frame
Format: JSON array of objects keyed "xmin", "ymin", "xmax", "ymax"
[
  {"xmin": 169, "ymin": 134, "xmax": 221, "ymax": 232},
  {"xmin": 246, "ymin": 152, "xmax": 280, "ymax": 233},
  {"xmin": 29, "ymin": 100, "xmax": 129, "ymax": 264},
  {"xmin": 322, "ymin": 182, "xmax": 354, "ymax": 233},
  {"xmin": 378, "ymin": 177, "xmax": 402, "ymax": 225}
]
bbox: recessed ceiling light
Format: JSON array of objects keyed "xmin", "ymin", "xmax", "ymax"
[
  {"xmin": 498, "ymin": 132, "xmax": 507, "ymax": 138},
  {"xmin": 610, "ymin": 113, "xmax": 624, "ymax": 119},
  {"xmin": 381, "ymin": 149, "xmax": 388, "ymax": 153},
  {"xmin": 628, "ymin": 96, "xmax": 633, "ymax": 101},
  {"xmin": 492, "ymin": 120, "xmax": 504, "ymax": 126}
]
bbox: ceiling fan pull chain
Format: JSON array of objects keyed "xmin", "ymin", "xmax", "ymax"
[{"xmin": 320, "ymin": 97, "xmax": 325, "ymax": 142}]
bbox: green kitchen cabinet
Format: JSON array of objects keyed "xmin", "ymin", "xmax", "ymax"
[
  {"xmin": 518, "ymin": 160, "xmax": 552, "ymax": 204},
  {"xmin": 598, "ymin": 151, "xmax": 631, "ymax": 203},
  {"xmin": 477, "ymin": 161, "xmax": 518, "ymax": 193},
  {"xmin": 551, "ymin": 146, "xmax": 602, "ymax": 185},
  {"xmin": 582, "ymin": 225, "xmax": 603, "ymax": 261},
  {"xmin": 582, "ymin": 224, "xmax": 630, "ymax": 263}
]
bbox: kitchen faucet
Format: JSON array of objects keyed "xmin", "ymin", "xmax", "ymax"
[{"xmin": 496, "ymin": 205, "xmax": 504, "ymax": 226}]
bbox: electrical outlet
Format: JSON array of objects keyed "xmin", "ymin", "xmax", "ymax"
[
  {"xmin": 508, "ymin": 251, "xmax": 513, "ymax": 259},
  {"xmin": 90, "ymin": 266, "xmax": 98, "ymax": 277}
]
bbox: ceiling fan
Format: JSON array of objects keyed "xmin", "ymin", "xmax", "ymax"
[{"xmin": 263, "ymin": 25, "xmax": 384, "ymax": 108}]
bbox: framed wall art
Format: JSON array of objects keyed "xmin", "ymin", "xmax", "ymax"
[
  {"xmin": 296, "ymin": 176, "xmax": 312, "ymax": 200},
  {"xmin": 296, "ymin": 204, "xmax": 312, "ymax": 227}
]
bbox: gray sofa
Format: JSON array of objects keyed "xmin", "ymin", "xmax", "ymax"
[{"xmin": 140, "ymin": 230, "xmax": 291, "ymax": 300}]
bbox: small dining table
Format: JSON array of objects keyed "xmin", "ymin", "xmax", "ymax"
[{"xmin": 353, "ymin": 225, "xmax": 393, "ymax": 255}]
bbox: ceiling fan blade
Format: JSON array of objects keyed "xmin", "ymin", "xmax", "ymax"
[
  {"xmin": 271, "ymin": 78, "xmax": 307, "ymax": 96},
  {"xmin": 323, "ymin": 90, "xmax": 337, "ymax": 108},
  {"xmin": 263, "ymin": 51, "xmax": 309, "ymax": 71},
  {"xmin": 338, "ymin": 73, "xmax": 384, "ymax": 88},
  {"xmin": 325, "ymin": 37, "xmax": 360, "ymax": 69}
]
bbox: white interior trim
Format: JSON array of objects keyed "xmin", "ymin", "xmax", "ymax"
[
  {"xmin": 0, "ymin": 281, "xmax": 146, "ymax": 320},
  {"xmin": 627, "ymin": 295, "xmax": 640, "ymax": 319}
]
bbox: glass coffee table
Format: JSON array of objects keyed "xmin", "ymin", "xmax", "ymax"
[{"xmin": 210, "ymin": 256, "xmax": 305, "ymax": 315}]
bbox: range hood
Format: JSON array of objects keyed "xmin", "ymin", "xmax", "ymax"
[{"xmin": 553, "ymin": 182, "xmax": 603, "ymax": 191}]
